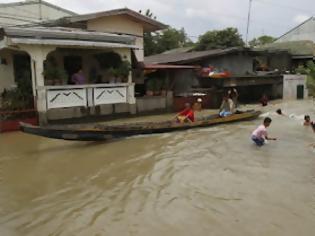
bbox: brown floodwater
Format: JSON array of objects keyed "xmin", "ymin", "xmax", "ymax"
[{"xmin": 0, "ymin": 100, "xmax": 314, "ymax": 236}]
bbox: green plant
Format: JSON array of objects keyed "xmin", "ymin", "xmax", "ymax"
[
  {"xmin": 146, "ymin": 79, "xmax": 156, "ymax": 91},
  {"xmin": 295, "ymin": 65, "xmax": 307, "ymax": 74},
  {"xmin": 305, "ymin": 61, "xmax": 315, "ymax": 96},
  {"xmin": 1, "ymin": 69, "xmax": 34, "ymax": 110},
  {"xmin": 95, "ymin": 52, "xmax": 122, "ymax": 69},
  {"xmin": 43, "ymin": 60, "xmax": 68, "ymax": 84},
  {"xmin": 116, "ymin": 60, "xmax": 131, "ymax": 79},
  {"xmin": 146, "ymin": 78, "xmax": 165, "ymax": 92}
]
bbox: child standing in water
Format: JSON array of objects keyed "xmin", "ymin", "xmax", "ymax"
[{"xmin": 251, "ymin": 117, "xmax": 277, "ymax": 146}]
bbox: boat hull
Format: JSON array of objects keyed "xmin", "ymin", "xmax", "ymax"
[{"xmin": 20, "ymin": 110, "xmax": 261, "ymax": 141}]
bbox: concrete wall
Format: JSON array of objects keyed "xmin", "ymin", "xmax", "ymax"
[
  {"xmin": 47, "ymin": 95, "xmax": 173, "ymax": 121},
  {"xmin": 268, "ymin": 53, "xmax": 292, "ymax": 71},
  {"xmin": 172, "ymin": 70, "xmax": 199, "ymax": 95},
  {"xmin": 276, "ymin": 18, "xmax": 315, "ymax": 43},
  {"xmin": 87, "ymin": 15, "xmax": 144, "ymax": 61},
  {"xmin": 0, "ymin": 49, "xmax": 15, "ymax": 93},
  {"xmin": 0, "ymin": 1, "xmax": 74, "ymax": 27},
  {"xmin": 137, "ymin": 97, "xmax": 166, "ymax": 113},
  {"xmin": 283, "ymin": 74, "xmax": 308, "ymax": 99},
  {"xmin": 203, "ymin": 53, "xmax": 253, "ymax": 75}
]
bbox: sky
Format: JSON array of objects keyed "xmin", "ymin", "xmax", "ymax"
[{"xmin": 2, "ymin": 0, "xmax": 315, "ymax": 41}]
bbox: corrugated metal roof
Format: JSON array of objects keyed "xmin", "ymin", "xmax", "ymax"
[
  {"xmin": 0, "ymin": 26, "xmax": 136, "ymax": 45},
  {"xmin": 9, "ymin": 38, "xmax": 139, "ymax": 49},
  {"xmin": 144, "ymin": 47, "xmax": 244, "ymax": 64}
]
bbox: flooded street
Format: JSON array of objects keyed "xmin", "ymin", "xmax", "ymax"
[{"xmin": 0, "ymin": 100, "xmax": 314, "ymax": 236}]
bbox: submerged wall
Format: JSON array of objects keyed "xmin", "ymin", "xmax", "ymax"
[{"xmin": 283, "ymin": 74, "xmax": 308, "ymax": 99}]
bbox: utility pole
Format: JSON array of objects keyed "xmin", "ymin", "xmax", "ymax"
[
  {"xmin": 39, "ymin": 0, "xmax": 42, "ymax": 21},
  {"xmin": 245, "ymin": 0, "xmax": 253, "ymax": 46}
]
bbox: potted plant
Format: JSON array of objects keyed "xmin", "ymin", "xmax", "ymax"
[
  {"xmin": 116, "ymin": 60, "xmax": 131, "ymax": 83},
  {"xmin": 55, "ymin": 68, "xmax": 68, "ymax": 85},
  {"xmin": 146, "ymin": 79, "xmax": 155, "ymax": 96},
  {"xmin": 160, "ymin": 78, "xmax": 168, "ymax": 96},
  {"xmin": 107, "ymin": 67, "xmax": 118, "ymax": 83},
  {"xmin": 43, "ymin": 60, "xmax": 68, "ymax": 85},
  {"xmin": 0, "ymin": 73, "xmax": 38, "ymax": 132}
]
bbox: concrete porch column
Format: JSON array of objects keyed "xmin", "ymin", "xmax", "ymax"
[
  {"xmin": 20, "ymin": 45, "xmax": 56, "ymax": 125},
  {"xmin": 127, "ymin": 72, "xmax": 136, "ymax": 114}
]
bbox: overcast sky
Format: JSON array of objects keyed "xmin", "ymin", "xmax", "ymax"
[{"xmin": 3, "ymin": 0, "xmax": 315, "ymax": 41}]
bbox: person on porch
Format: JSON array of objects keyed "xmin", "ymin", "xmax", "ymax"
[{"xmin": 71, "ymin": 68, "xmax": 86, "ymax": 85}]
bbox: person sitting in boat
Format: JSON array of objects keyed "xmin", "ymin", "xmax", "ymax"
[
  {"xmin": 176, "ymin": 103, "xmax": 195, "ymax": 123},
  {"xmin": 228, "ymin": 88, "xmax": 239, "ymax": 108},
  {"xmin": 219, "ymin": 95, "xmax": 235, "ymax": 117},
  {"xmin": 193, "ymin": 98, "xmax": 203, "ymax": 111}
]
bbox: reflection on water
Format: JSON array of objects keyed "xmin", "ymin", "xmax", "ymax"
[{"xmin": 0, "ymin": 100, "xmax": 314, "ymax": 236}]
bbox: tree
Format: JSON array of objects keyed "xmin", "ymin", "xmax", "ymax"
[
  {"xmin": 194, "ymin": 27, "xmax": 244, "ymax": 51},
  {"xmin": 154, "ymin": 27, "xmax": 192, "ymax": 54},
  {"xmin": 141, "ymin": 9, "xmax": 192, "ymax": 56},
  {"xmin": 249, "ymin": 35, "xmax": 276, "ymax": 47}
]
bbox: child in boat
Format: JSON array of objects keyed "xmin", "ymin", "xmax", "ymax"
[
  {"xmin": 251, "ymin": 117, "xmax": 277, "ymax": 146},
  {"xmin": 304, "ymin": 115, "xmax": 312, "ymax": 126},
  {"xmin": 193, "ymin": 98, "xmax": 203, "ymax": 111},
  {"xmin": 176, "ymin": 103, "xmax": 195, "ymax": 123}
]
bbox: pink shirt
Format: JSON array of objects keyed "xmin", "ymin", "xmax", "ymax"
[{"xmin": 252, "ymin": 125, "xmax": 267, "ymax": 139}]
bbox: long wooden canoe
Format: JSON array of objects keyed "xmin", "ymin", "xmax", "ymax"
[{"xmin": 20, "ymin": 110, "xmax": 261, "ymax": 141}]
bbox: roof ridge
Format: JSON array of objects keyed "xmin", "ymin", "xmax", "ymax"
[
  {"xmin": 0, "ymin": 0, "xmax": 76, "ymax": 16},
  {"xmin": 61, "ymin": 7, "xmax": 167, "ymax": 31},
  {"xmin": 276, "ymin": 16, "xmax": 314, "ymax": 41}
]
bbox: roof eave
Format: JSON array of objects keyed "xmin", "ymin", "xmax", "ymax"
[
  {"xmin": 8, "ymin": 37, "xmax": 139, "ymax": 49},
  {"xmin": 64, "ymin": 8, "xmax": 167, "ymax": 31}
]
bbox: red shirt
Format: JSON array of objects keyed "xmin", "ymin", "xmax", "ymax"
[{"xmin": 179, "ymin": 108, "xmax": 195, "ymax": 122}]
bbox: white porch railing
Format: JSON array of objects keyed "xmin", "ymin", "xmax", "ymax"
[{"xmin": 37, "ymin": 83, "xmax": 135, "ymax": 110}]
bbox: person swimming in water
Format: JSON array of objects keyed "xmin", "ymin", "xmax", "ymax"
[
  {"xmin": 276, "ymin": 109, "xmax": 284, "ymax": 116},
  {"xmin": 304, "ymin": 115, "xmax": 312, "ymax": 126}
]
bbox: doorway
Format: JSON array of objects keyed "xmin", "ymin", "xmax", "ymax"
[
  {"xmin": 297, "ymin": 85, "xmax": 304, "ymax": 99},
  {"xmin": 63, "ymin": 56, "xmax": 82, "ymax": 84},
  {"xmin": 13, "ymin": 54, "xmax": 31, "ymax": 84}
]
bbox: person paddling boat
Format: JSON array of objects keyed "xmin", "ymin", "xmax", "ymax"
[{"xmin": 175, "ymin": 103, "xmax": 195, "ymax": 123}]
